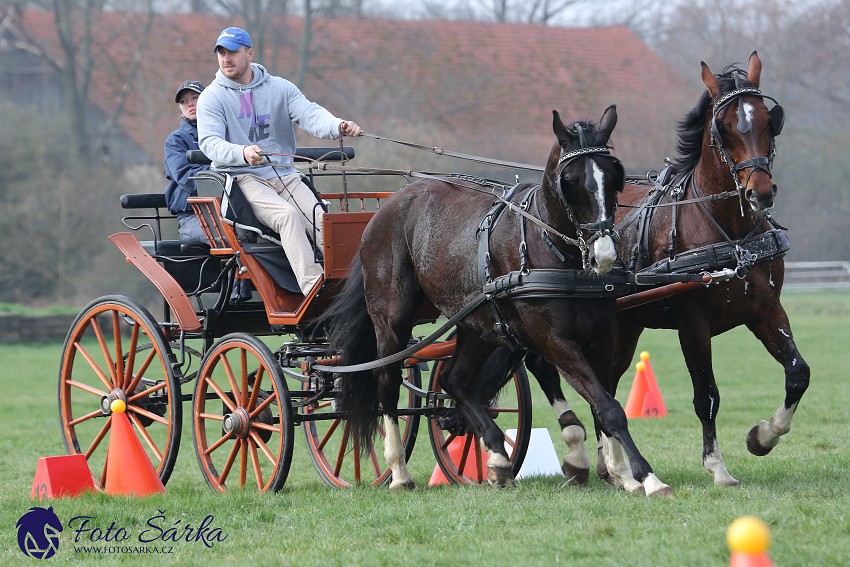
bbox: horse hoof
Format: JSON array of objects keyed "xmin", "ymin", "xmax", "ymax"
[
  {"xmin": 715, "ymin": 477, "xmax": 741, "ymax": 488},
  {"xmin": 389, "ymin": 479, "xmax": 416, "ymax": 491},
  {"xmin": 487, "ymin": 465, "xmax": 513, "ymax": 488},
  {"xmin": 646, "ymin": 485, "xmax": 672, "ymax": 498},
  {"xmin": 562, "ymin": 460, "xmax": 589, "ymax": 486},
  {"xmin": 746, "ymin": 422, "xmax": 776, "ymax": 456}
]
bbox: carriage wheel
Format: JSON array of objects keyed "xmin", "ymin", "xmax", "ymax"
[
  {"xmin": 302, "ymin": 365, "xmax": 422, "ymax": 488},
  {"xmin": 58, "ymin": 295, "xmax": 182, "ymax": 487},
  {"xmin": 192, "ymin": 333, "xmax": 294, "ymax": 493},
  {"xmin": 427, "ymin": 359, "xmax": 532, "ymax": 484}
]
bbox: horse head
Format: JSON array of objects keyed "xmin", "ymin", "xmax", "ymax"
[
  {"xmin": 547, "ymin": 105, "xmax": 624, "ymax": 273},
  {"xmin": 700, "ymin": 51, "xmax": 783, "ymax": 211}
]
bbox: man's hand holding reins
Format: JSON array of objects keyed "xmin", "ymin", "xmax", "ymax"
[{"xmin": 340, "ymin": 120, "xmax": 363, "ymax": 137}]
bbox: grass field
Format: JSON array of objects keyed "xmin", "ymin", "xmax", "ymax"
[{"xmin": 2, "ymin": 291, "xmax": 848, "ymax": 566}]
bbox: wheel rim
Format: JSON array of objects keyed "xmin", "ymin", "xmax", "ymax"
[
  {"xmin": 58, "ymin": 296, "xmax": 180, "ymax": 487},
  {"xmin": 302, "ymin": 366, "xmax": 421, "ymax": 488},
  {"xmin": 193, "ymin": 334, "xmax": 293, "ymax": 493},
  {"xmin": 428, "ymin": 360, "xmax": 531, "ymax": 484}
]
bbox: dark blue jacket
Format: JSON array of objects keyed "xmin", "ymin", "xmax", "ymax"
[{"xmin": 164, "ymin": 118, "xmax": 209, "ymax": 218}]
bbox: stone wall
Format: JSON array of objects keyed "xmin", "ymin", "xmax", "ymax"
[{"xmin": 0, "ymin": 314, "xmax": 76, "ymax": 344}]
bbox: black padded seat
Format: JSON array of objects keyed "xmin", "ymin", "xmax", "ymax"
[{"xmin": 140, "ymin": 240, "xmax": 222, "ymax": 293}]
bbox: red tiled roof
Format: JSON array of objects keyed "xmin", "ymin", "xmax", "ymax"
[{"xmin": 16, "ymin": 10, "xmax": 690, "ymax": 171}]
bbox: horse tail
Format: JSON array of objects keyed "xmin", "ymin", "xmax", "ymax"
[{"xmin": 317, "ymin": 253, "xmax": 379, "ymax": 453}]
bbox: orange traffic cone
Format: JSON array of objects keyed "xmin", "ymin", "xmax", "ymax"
[
  {"xmin": 31, "ymin": 455, "xmax": 97, "ymax": 499},
  {"xmin": 103, "ymin": 399, "xmax": 165, "ymax": 496},
  {"xmin": 428, "ymin": 435, "xmax": 489, "ymax": 486},
  {"xmin": 624, "ymin": 351, "xmax": 667, "ymax": 419},
  {"xmin": 624, "ymin": 362, "xmax": 649, "ymax": 419},
  {"xmin": 728, "ymin": 516, "xmax": 774, "ymax": 566},
  {"xmin": 640, "ymin": 352, "xmax": 667, "ymax": 418}
]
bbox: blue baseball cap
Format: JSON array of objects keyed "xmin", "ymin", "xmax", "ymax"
[{"xmin": 213, "ymin": 27, "xmax": 252, "ymax": 52}]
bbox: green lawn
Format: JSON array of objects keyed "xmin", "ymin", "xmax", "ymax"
[{"xmin": 1, "ymin": 291, "xmax": 848, "ymax": 566}]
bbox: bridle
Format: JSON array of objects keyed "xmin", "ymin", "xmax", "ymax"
[
  {"xmin": 709, "ymin": 81, "xmax": 784, "ymax": 211},
  {"xmin": 553, "ymin": 124, "xmax": 623, "ymax": 246}
]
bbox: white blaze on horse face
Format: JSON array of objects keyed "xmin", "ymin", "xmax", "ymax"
[
  {"xmin": 590, "ymin": 160, "xmax": 617, "ymax": 273},
  {"xmin": 742, "ymin": 102, "xmax": 755, "ymax": 131}
]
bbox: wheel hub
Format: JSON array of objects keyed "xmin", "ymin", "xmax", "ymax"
[
  {"xmin": 222, "ymin": 407, "xmax": 251, "ymax": 438},
  {"xmin": 100, "ymin": 388, "xmax": 127, "ymax": 414}
]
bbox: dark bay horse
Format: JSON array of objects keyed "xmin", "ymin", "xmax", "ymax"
[
  {"xmin": 323, "ymin": 106, "xmax": 670, "ymax": 494},
  {"xmin": 529, "ymin": 52, "xmax": 805, "ymax": 490}
]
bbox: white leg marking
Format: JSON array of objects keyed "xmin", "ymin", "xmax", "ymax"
[
  {"xmin": 551, "ymin": 399, "xmax": 571, "ymax": 419},
  {"xmin": 754, "ymin": 403, "xmax": 798, "ymax": 451},
  {"xmin": 601, "ymin": 434, "xmax": 642, "ymax": 492},
  {"xmin": 383, "ymin": 416, "xmax": 413, "ymax": 489},
  {"xmin": 704, "ymin": 440, "xmax": 739, "ymax": 487},
  {"xmin": 488, "ymin": 451, "xmax": 511, "ymax": 470},
  {"xmin": 642, "ymin": 473, "xmax": 671, "ymax": 497}
]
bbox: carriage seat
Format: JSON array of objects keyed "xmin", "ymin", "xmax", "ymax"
[{"xmin": 119, "ymin": 193, "xmax": 222, "ymax": 293}]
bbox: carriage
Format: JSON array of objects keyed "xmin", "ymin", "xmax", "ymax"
[
  {"xmin": 57, "ymin": 52, "xmax": 806, "ymax": 495},
  {"xmin": 57, "ymin": 145, "xmax": 538, "ymax": 492}
]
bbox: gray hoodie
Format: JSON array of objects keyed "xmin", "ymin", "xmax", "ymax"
[{"xmin": 197, "ymin": 63, "xmax": 343, "ymax": 179}]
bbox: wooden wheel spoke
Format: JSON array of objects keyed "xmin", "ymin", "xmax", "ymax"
[
  {"xmin": 127, "ymin": 380, "xmax": 167, "ymax": 402},
  {"xmin": 240, "ymin": 350, "xmax": 248, "ymax": 407},
  {"xmin": 67, "ymin": 378, "xmax": 108, "ymax": 398},
  {"xmin": 127, "ymin": 403, "xmax": 168, "ymax": 426},
  {"xmin": 220, "ymin": 354, "xmax": 242, "ymax": 407},
  {"xmin": 249, "ymin": 431, "xmax": 278, "ymax": 465},
  {"xmin": 112, "ymin": 311, "xmax": 125, "ymax": 385},
  {"xmin": 503, "ymin": 433, "xmax": 517, "ymax": 451},
  {"xmin": 248, "ymin": 440, "xmax": 263, "ymax": 489},
  {"xmin": 84, "ymin": 419, "xmax": 112, "ymax": 459},
  {"xmin": 127, "ymin": 413, "xmax": 163, "ymax": 461},
  {"xmin": 249, "ymin": 391, "xmax": 277, "ymax": 418},
  {"xmin": 252, "ymin": 421, "xmax": 279, "ymax": 433},
  {"xmin": 74, "ymin": 342, "xmax": 114, "ymax": 391},
  {"xmin": 125, "ymin": 348, "xmax": 159, "ymax": 395},
  {"xmin": 205, "ymin": 376, "xmax": 237, "ymax": 412},
  {"xmin": 91, "ymin": 317, "xmax": 117, "ymax": 384},
  {"xmin": 69, "ymin": 407, "xmax": 106, "ymax": 426},
  {"xmin": 204, "ymin": 431, "xmax": 235, "ymax": 455},
  {"xmin": 334, "ymin": 423, "xmax": 352, "ymax": 477},
  {"xmin": 217, "ymin": 440, "xmax": 240, "ymax": 484},
  {"xmin": 239, "ymin": 439, "xmax": 248, "ymax": 487},
  {"xmin": 352, "ymin": 441, "xmax": 361, "ymax": 481},
  {"xmin": 247, "ymin": 367, "xmax": 264, "ymax": 410},
  {"xmin": 318, "ymin": 419, "xmax": 342, "ymax": 451},
  {"xmin": 199, "ymin": 412, "xmax": 225, "ymax": 421},
  {"xmin": 473, "ymin": 439, "xmax": 485, "ymax": 482},
  {"xmin": 123, "ymin": 323, "xmax": 140, "ymax": 388},
  {"xmin": 368, "ymin": 445, "xmax": 381, "ymax": 477}
]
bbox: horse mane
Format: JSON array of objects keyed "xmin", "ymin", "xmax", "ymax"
[{"xmin": 670, "ymin": 65, "xmax": 747, "ymax": 175}]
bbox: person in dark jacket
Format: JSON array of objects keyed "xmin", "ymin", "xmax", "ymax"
[{"xmin": 164, "ymin": 80, "xmax": 209, "ymax": 242}]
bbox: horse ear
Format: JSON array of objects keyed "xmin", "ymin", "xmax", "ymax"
[
  {"xmin": 701, "ymin": 61, "xmax": 720, "ymax": 98},
  {"xmin": 598, "ymin": 105, "xmax": 617, "ymax": 143},
  {"xmin": 746, "ymin": 50, "xmax": 762, "ymax": 87},
  {"xmin": 552, "ymin": 109, "xmax": 571, "ymax": 146}
]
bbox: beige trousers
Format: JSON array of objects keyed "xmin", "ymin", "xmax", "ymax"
[{"xmin": 236, "ymin": 173, "xmax": 324, "ymax": 295}]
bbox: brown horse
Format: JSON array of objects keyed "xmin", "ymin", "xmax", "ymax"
[
  {"xmin": 322, "ymin": 106, "xmax": 671, "ymax": 494},
  {"xmin": 527, "ymin": 51, "xmax": 803, "ymax": 491}
]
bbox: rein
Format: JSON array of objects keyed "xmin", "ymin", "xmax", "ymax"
[{"xmin": 360, "ymin": 132, "xmax": 546, "ymax": 171}]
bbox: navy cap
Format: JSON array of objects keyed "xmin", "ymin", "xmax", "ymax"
[
  {"xmin": 174, "ymin": 80, "xmax": 205, "ymax": 103},
  {"xmin": 214, "ymin": 27, "xmax": 252, "ymax": 52}
]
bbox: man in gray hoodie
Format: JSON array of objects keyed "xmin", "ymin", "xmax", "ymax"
[{"xmin": 198, "ymin": 26, "xmax": 362, "ymax": 296}]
